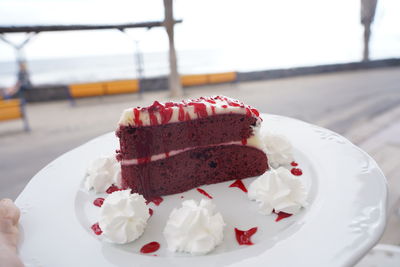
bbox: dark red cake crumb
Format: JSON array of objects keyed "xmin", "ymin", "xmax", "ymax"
[
  {"xmin": 235, "ymin": 227, "xmax": 258, "ymax": 245},
  {"xmin": 149, "ymin": 208, "xmax": 154, "ymax": 216},
  {"xmin": 145, "ymin": 196, "xmax": 164, "ymax": 206}
]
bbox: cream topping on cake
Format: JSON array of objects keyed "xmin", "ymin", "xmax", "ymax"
[
  {"xmin": 118, "ymin": 96, "xmax": 262, "ymax": 127},
  {"xmin": 99, "ymin": 190, "xmax": 150, "ymax": 244},
  {"xmin": 163, "ymin": 199, "xmax": 225, "ymax": 255},
  {"xmin": 248, "ymin": 167, "xmax": 308, "ymax": 215},
  {"xmin": 85, "ymin": 155, "xmax": 121, "ymax": 193}
]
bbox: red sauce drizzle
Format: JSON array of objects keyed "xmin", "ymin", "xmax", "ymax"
[
  {"xmin": 291, "ymin": 168, "xmax": 303, "ymax": 176},
  {"xmin": 106, "ymin": 185, "xmax": 122, "ymax": 194},
  {"xmin": 185, "ymin": 112, "xmax": 191, "ymax": 121},
  {"xmin": 160, "ymin": 107, "xmax": 173, "ymax": 124},
  {"xmin": 196, "ymin": 188, "xmax": 213, "ymax": 199},
  {"xmin": 146, "ymin": 196, "xmax": 164, "ymax": 206},
  {"xmin": 274, "ymin": 211, "xmax": 293, "ymax": 222},
  {"xmin": 229, "ymin": 179, "xmax": 248, "ymax": 193},
  {"xmin": 235, "ymin": 227, "xmax": 257, "ymax": 245},
  {"xmin": 149, "ymin": 208, "xmax": 154, "ymax": 216},
  {"xmin": 140, "ymin": 242, "xmax": 160, "ymax": 254},
  {"xmin": 149, "ymin": 111, "xmax": 158, "ymax": 126},
  {"xmin": 91, "ymin": 223, "xmax": 102, "ymax": 235},
  {"xmin": 221, "ymin": 105, "xmax": 228, "ymax": 108},
  {"xmin": 191, "ymin": 103, "xmax": 208, "ymax": 118},
  {"xmin": 241, "ymin": 138, "xmax": 247, "ymax": 145},
  {"xmin": 93, "ymin": 197, "xmax": 105, "ymax": 207},
  {"xmin": 178, "ymin": 105, "xmax": 185, "ymax": 121},
  {"xmin": 245, "ymin": 108, "xmax": 252, "ymax": 117},
  {"xmin": 250, "ymin": 108, "xmax": 260, "ymax": 116},
  {"xmin": 133, "ymin": 108, "xmax": 143, "ymax": 126},
  {"xmin": 211, "ymin": 105, "xmax": 216, "ymax": 115},
  {"xmin": 291, "ymin": 161, "xmax": 298, "ymax": 167}
]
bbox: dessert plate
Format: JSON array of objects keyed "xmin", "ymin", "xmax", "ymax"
[{"xmin": 16, "ymin": 115, "xmax": 387, "ymax": 267}]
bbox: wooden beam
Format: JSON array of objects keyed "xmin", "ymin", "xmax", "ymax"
[
  {"xmin": 164, "ymin": 0, "xmax": 183, "ymax": 97},
  {"xmin": 0, "ymin": 20, "xmax": 182, "ymax": 33}
]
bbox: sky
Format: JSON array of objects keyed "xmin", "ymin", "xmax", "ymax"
[{"xmin": 0, "ymin": 0, "xmax": 399, "ymax": 68}]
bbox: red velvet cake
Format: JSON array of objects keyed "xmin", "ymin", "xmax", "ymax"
[{"xmin": 116, "ymin": 96, "xmax": 268, "ymax": 199}]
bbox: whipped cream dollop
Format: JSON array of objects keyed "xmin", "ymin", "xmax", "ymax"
[
  {"xmin": 163, "ymin": 199, "xmax": 225, "ymax": 255},
  {"xmin": 264, "ymin": 133, "xmax": 294, "ymax": 168},
  {"xmin": 84, "ymin": 155, "xmax": 121, "ymax": 193},
  {"xmin": 248, "ymin": 167, "xmax": 308, "ymax": 215},
  {"xmin": 99, "ymin": 190, "xmax": 150, "ymax": 244}
]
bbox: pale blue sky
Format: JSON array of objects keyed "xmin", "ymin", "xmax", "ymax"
[{"xmin": 0, "ymin": 0, "xmax": 399, "ymax": 68}]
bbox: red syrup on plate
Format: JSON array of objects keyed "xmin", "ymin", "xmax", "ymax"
[
  {"xmin": 146, "ymin": 196, "xmax": 164, "ymax": 206},
  {"xmin": 196, "ymin": 188, "xmax": 213, "ymax": 199},
  {"xmin": 229, "ymin": 179, "xmax": 248, "ymax": 193},
  {"xmin": 91, "ymin": 223, "xmax": 102, "ymax": 235},
  {"xmin": 274, "ymin": 210, "xmax": 293, "ymax": 222},
  {"xmin": 140, "ymin": 242, "xmax": 160, "ymax": 254},
  {"xmin": 234, "ymin": 227, "xmax": 258, "ymax": 245},
  {"xmin": 291, "ymin": 168, "xmax": 303, "ymax": 176},
  {"xmin": 149, "ymin": 208, "xmax": 154, "ymax": 216},
  {"xmin": 93, "ymin": 198, "xmax": 105, "ymax": 207},
  {"xmin": 291, "ymin": 161, "xmax": 298, "ymax": 167},
  {"xmin": 106, "ymin": 185, "xmax": 122, "ymax": 194}
]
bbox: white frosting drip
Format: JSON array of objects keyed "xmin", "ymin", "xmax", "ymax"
[
  {"xmin": 248, "ymin": 167, "xmax": 308, "ymax": 215},
  {"xmin": 85, "ymin": 155, "xmax": 121, "ymax": 193},
  {"xmin": 118, "ymin": 96, "xmax": 261, "ymax": 127},
  {"xmin": 163, "ymin": 199, "xmax": 225, "ymax": 255},
  {"xmin": 264, "ymin": 133, "xmax": 294, "ymax": 168},
  {"xmin": 99, "ymin": 190, "xmax": 150, "ymax": 244}
]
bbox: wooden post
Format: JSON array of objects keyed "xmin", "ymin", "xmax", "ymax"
[
  {"xmin": 361, "ymin": 0, "xmax": 378, "ymax": 61},
  {"xmin": 164, "ymin": 0, "xmax": 183, "ymax": 97}
]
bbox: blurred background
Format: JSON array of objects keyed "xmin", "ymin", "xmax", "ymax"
[{"xmin": 0, "ymin": 0, "xmax": 399, "ymax": 265}]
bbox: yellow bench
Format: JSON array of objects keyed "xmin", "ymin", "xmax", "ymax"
[
  {"xmin": 104, "ymin": 80, "xmax": 139, "ymax": 95},
  {"xmin": 0, "ymin": 99, "xmax": 30, "ymax": 131},
  {"xmin": 69, "ymin": 82, "xmax": 106, "ymax": 98},
  {"xmin": 207, "ymin": 72, "xmax": 237, "ymax": 84},
  {"xmin": 181, "ymin": 72, "xmax": 237, "ymax": 87},
  {"xmin": 181, "ymin": 74, "xmax": 209, "ymax": 87}
]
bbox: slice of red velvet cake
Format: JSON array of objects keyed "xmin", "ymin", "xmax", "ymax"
[{"xmin": 116, "ymin": 96, "xmax": 268, "ymax": 199}]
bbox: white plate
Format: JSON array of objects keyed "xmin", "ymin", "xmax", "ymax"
[{"xmin": 16, "ymin": 115, "xmax": 387, "ymax": 267}]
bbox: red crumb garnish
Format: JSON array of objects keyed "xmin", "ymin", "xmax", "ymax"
[
  {"xmin": 291, "ymin": 168, "xmax": 303, "ymax": 176},
  {"xmin": 273, "ymin": 210, "xmax": 293, "ymax": 222},
  {"xmin": 106, "ymin": 185, "xmax": 122, "ymax": 194},
  {"xmin": 140, "ymin": 242, "xmax": 160, "ymax": 254},
  {"xmin": 229, "ymin": 179, "xmax": 248, "ymax": 193},
  {"xmin": 146, "ymin": 196, "xmax": 164, "ymax": 206},
  {"xmin": 235, "ymin": 227, "xmax": 258, "ymax": 245},
  {"xmin": 91, "ymin": 223, "xmax": 102, "ymax": 235},
  {"xmin": 93, "ymin": 198, "xmax": 105, "ymax": 207},
  {"xmin": 196, "ymin": 188, "xmax": 213, "ymax": 199}
]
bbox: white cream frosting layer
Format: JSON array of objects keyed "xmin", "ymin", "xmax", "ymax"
[
  {"xmin": 163, "ymin": 199, "xmax": 225, "ymax": 255},
  {"xmin": 118, "ymin": 96, "xmax": 261, "ymax": 127}
]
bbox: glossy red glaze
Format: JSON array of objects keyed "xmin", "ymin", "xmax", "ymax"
[
  {"xmin": 106, "ymin": 185, "xmax": 122, "ymax": 194},
  {"xmin": 93, "ymin": 197, "xmax": 105, "ymax": 207},
  {"xmin": 274, "ymin": 211, "xmax": 293, "ymax": 222},
  {"xmin": 290, "ymin": 161, "xmax": 298, "ymax": 167},
  {"xmin": 140, "ymin": 242, "xmax": 160, "ymax": 254},
  {"xmin": 291, "ymin": 168, "xmax": 303, "ymax": 176},
  {"xmin": 146, "ymin": 196, "xmax": 164, "ymax": 206},
  {"xmin": 196, "ymin": 188, "xmax": 213, "ymax": 199},
  {"xmin": 234, "ymin": 227, "xmax": 257, "ymax": 245},
  {"xmin": 91, "ymin": 223, "xmax": 102, "ymax": 235},
  {"xmin": 229, "ymin": 179, "xmax": 248, "ymax": 193}
]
